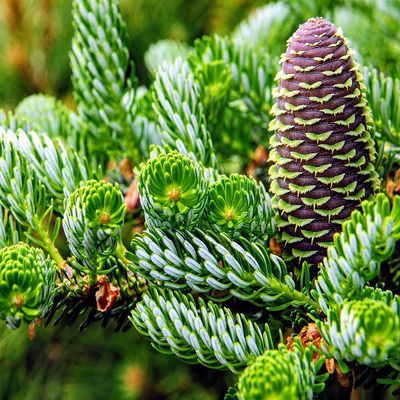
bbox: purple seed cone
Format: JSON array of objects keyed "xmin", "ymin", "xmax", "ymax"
[{"xmin": 268, "ymin": 18, "xmax": 379, "ymax": 265}]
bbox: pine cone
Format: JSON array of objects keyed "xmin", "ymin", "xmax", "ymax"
[{"xmin": 269, "ymin": 18, "xmax": 379, "ymax": 265}]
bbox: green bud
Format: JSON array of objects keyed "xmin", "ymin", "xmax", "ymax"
[
  {"xmin": 63, "ymin": 180, "xmax": 126, "ymax": 272},
  {"xmin": 330, "ymin": 299, "xmax": 400, "ymax": 367},
  {"xmin": 237, "ymin": 346, "xmax": 311, "ymax": 400},
  {"xmin": 138, "ymin": 151, "xmax": 208, "ymax": 229},
  {"xmin": 0, "ymin": 243, "xmax": 57, "ymax": 329},
  {"xmin": 207, "ymin": 174, "xmax": 273, "ymax": 240},
  {"xmin": 194, "ymin": 60, "xmax": 232, "ymax": 125}
]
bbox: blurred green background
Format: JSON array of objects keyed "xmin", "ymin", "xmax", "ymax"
[
  {"xmin": 0, "ymin": 0, "xmax": 268, "ymax": 109},
  {"xmin": 0, "ymin": 324, "xmax": 233, "ymax": 399},
  {"xmin": 1, "ymin": 0, "xmax": 399, "ymax": 109},
  {"xmin": 1, "ymin": 0, "xmax": 400, "ymax": 399}
]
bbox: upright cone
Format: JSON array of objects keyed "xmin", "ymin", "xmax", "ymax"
[{"xmin": 269, "ymin": 18, "xmax": 379, "ymax": 265}]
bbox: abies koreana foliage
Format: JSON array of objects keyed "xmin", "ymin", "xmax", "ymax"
[{"xmin": 1, "ymin": 1, "xmax": 400, "ymax": 399}]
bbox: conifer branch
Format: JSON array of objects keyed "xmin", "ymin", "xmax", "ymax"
[
  {"xmin": 364, "ymin": 67, "xmax": 400, "ymax": 146},
  {"xmin": 3, "ymin": 128, "xmax": 91, "ymax": 206},
  {"xmin": 70, "ymin": 0, "xmax": 150, "ymax": 163},
  {"xmin": 1, "ymin": 3, "xmax": 400, "ymax": 399},
  {"xmin": 130, "ymin": 227, "xmax": 316, "ymax": 310},
  {"xmin": 131, "ymin": 287, "xmax": 274, "ymax": 373},
  {"xmin": 315, "ymin": 194, "xmax": 400, "ymax": 312},
  {"xmin": 0, "ymin": 130, "xmax": 63, "ymax": 264},
  {"xmin": 152, "ymin": 59, "xmax": 217, "ymax": 167}
]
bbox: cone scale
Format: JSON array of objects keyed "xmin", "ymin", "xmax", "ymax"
[{"xmin": 269, "ymin": 18, "xmax": 379, "ymax": 265}]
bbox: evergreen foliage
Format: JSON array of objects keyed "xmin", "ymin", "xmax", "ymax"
[
  {"xmin": 326, "ymin": 298, "xmax": 400, "ymax": 367},
  {"xmin": 131, "ymin": 287, "xmax": 274, "ymax": 373},
  {"xmin": 138, "ymin": 151, "xmax": 209, "ymax": 228},
  {"xmin": 206, "ymin": 174, "xmax": 274, "ymax": 240},
  {"xmin": 1, "ymin": 1, "xmax": 400, "ymax": 399},
  {"xmin": 0, "ymin": 243, "xmax": 57, "ymax": 329},
  {"xmin": 14, "ymin": 94, "xmax": 71, "ymax": 140},
  {"xmin": 70, "ymin": 0, "xmax": 136, "ymax": 157},
  {"xmin": 63, "ymin": 180, "xmax": 126, "ymax": 274},
  {"xmin": 237, "ymin": 341, "xmax": 326, "ymax": 400}
]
